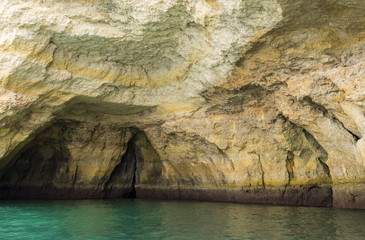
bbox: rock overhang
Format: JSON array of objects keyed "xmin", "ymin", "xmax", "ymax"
[{"xmin": 0, "ymin": 0, "xmax": 365, "ymax": 208}]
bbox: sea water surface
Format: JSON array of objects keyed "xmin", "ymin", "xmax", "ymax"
[{"xmin": 0, "ymin": 199, "xmax": 364, "ymax": 240}]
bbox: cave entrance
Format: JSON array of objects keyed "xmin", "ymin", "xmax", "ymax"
[
  {"xmin": 104, "ymin": 131, "xmax": 144, "ymax": 199},
  {"xmin": 0, "ymin": 121, "xmax": 162, "ymax": 199},
  {"xmin": 103, "ymin": 129, "xmax": 163, "ymax": 199}
]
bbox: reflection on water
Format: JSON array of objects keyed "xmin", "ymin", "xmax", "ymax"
[{"xmin": 0, "ymin": 199, "xmax": 364, "ymax": 240}]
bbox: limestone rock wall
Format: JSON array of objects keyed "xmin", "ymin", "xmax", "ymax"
[{"xmin": 0, "ymin": 0, "xmax": 365, "ymax": 208}]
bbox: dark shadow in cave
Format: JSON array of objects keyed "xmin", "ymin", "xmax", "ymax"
[
  {"xmin": 103, "ymin": 132, "xmax": 139, "ymax": 198},
  {"xmin": 0, "ymin": 122, "xmax": 72, "ymax": 192},
  {"xmin": 104, "ymin": 130, "xmax": 163, "ymax": 198},
  {"xmin": 0, "ymin": 121, "xmax": 163, "ymax": 199}
]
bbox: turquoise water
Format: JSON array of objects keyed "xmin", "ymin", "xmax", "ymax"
[{"xmin": 0, "ymin": 199, "xmax": 364, "ymax": 240}]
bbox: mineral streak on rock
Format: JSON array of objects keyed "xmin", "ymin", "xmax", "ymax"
[{"xmin": 0, "ymin": 0, "xmax": 365, "ymax": 208}]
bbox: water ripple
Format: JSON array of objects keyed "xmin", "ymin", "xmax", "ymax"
[{"xmin": 0, "ymin": 199, "xmax": 364, "ymax": 240}]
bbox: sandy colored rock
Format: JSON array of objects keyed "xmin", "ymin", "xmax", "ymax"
[{"xmin": 0, "ymin": 0, "xmax": 365, "ymax": 208}]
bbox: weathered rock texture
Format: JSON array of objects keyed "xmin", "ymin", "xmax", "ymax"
[{"xmin": 0, "ymin": 0, "xmax": 365, "ymax": 208}]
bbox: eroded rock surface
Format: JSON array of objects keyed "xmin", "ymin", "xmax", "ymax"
[{"xmin": 0, "ymin": 0, "xmax": 365, "ymax": 208}]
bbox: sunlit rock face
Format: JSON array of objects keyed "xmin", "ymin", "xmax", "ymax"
[{"xmin": 0, "ymin": 0, "xmax": 365, "ymax": 208}]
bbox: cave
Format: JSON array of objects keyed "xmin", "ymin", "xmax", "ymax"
[
  {"xmin": 0, "ymin": 121, "xmax": 163, "ymax": 199},
  {"xmin": 0, "ymin": 114, "xmax": 338, "ymax": 206}
]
